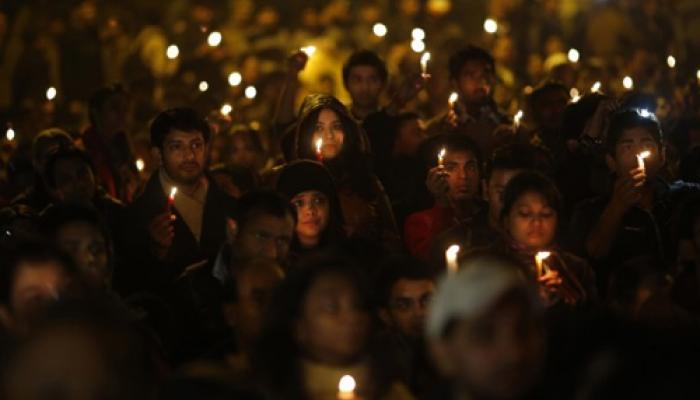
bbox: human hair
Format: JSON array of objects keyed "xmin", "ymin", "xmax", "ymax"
[
  {"xmin": 229, "ymin": 124, "xmax": 265, "ymax": 154},
  {"xmin": 605, "ymin": 108, "xmax": 663, "ymax": 155},
  {"xmin": 448, "ymin": 45, "xmax": 495, "ymax": 81},
  {"xmin": 485, "ymin": 143, "xmax": 551, "ymax": 181},
  {"xmin": 88, "ymin": 83, "xmax": 129, "ymax": 126},
  {"xmin": 373, "ymin": 254, "xmax": 435, "ymax": 309},
  {"xmin": 435, "ymin": 133, "xmax": 483, "ymax": 171},
  {"xmin": 150, "ymin": 107, "xmax": 211, "ymax": 150},
  {"xmin": 0, "ymin": 241, "xmax": 78, "ymax": 308},
  {"xmin": 342, "ymin": 50, "xmax": 388, "ymax": 88},
  {"xmin": 500, "ymin": 171, "xmax": 563, "ymax": 222},
  {"xmin": 31, "ymin": 128, "xmax": 73, "ymax": 166},
  {"xmin": 560, "ymin": 93, "xmax": 607, "ymax": 141},
  {"xmin": 43, "ymin": 148, "xmax": 95, "ymax": 189},
  {"xmin": 235, "ymin": 190, "xmax": 297, "ymax": 232}
]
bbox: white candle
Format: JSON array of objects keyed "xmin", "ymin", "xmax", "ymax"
[
  {"xmin": 636, "ymin": 150, "xmax": 651, "ymax": 172},
  {"xmin": 535, "ymin": 251, "xmax": 551, "ymax": 277},
  {"xmin": 420, "ymin": 52, "xmax": 431, "ymax": 76},
  {"xmin": 445, "ymin": 245, "xmax": 460, "ymax": 273},
  {"xmin": 437, "ymin": 147, "xmax": 446, "ymax": 167},
  {"xmin": 513, "ymin": 110, "xmax": 523, "ymax": 129},
  {"xmin": 448, "ymin": 92, "xmax": 459, "ymax": 108},
  {"xmin": 337, "ymin": 375, "xmax": 356, "ymax": 400}
]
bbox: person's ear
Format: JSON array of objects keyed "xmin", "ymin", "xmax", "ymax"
[
  {"xmin": 150, "ymin": 147, "xmax": 163, "ymax": 167},
  {"xmin": 226, "ymin": 218, "xmax": 238, "ymax": 245},
  {"xmin": 605, "ymin": 153, "xmax": 617, "ymax": 173},
  {"xmin": 0, "ymin": 306, "xmax": 16, "ymax": 333},
  {"xmin": 428, "ymin": 339, "xmax": 457, "ymax": 377}
]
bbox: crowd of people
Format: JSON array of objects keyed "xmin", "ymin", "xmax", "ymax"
[{"xmin": 2, "ymin": 1, "xmax": 700, "ymax": 400}]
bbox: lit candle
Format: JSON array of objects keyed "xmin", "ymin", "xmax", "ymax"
[
  {"xmin": 46, "ymin": 87, "xmax": 57, "ymax": 101},
  {"xmin": 420, "ymin": 52, "xmax": 431, "ymax": 77},
  {"xmin": 590, "ymin": 81, "xmax": 601, "ymax": 93},
  {"xmin": 437, "ymin": 147, "xmax": 446, "ymax": 167},
  {"xmin": 166, "ymin": 44, "xmax": 179, "ymax": 60},
  {"xmin": 667, "ymin": 55, "xmax": 676, "ymax": 69},
  {"xmin": 168, "ymin": 187, "xmax": 178, "ymax": 212},
  {"xmin": 636, "ymin": 150, "xmax": 651, "ymax": 172},
  {"xmin": 220, "ymin": 103, "xmax": 233, "ymax": 116},
  {"xmin": 445, "ymin": 245, "xmax": 460, "ymax": 273},
  {"xmin": 5, "ymin": 126, "xmax": 15, "ymax": 141},
  {"xmin": 622, "ymin": 76, "xmax": 634, "ymax": 90},
  {"xmin": 135, "ymin": 158, "xmax": 145, "ymax": 172},
  {"xmin": 567, "ymin": 48, "xmax": 580, "ymax": 63},
  {"xmin": 315, "ymin": 138, "xmax": 323, "ymax": 161},
  {"xmin": 207, "ymin": 31, "xmax": 222, "ymax": 47},
  {"xmin": 483, "ymin": 18, "xmax": 498, "ymax": 34},
  {"xmin": 535, "ymin": 251, "xmax": 551, "ymax": 277},
  {"xmin": 337, "ymin": 375, "xmax": 356, "ymax": 400},
  {"xmin": 372, "ymin": 23, "xmax": 387, "ymax": 38},
  {"xmin": 300, "ymin": 45, "xmax": 316, "ymax": 57},
  {"xmin": 448, "ymin": 92, "xmax": 458, "ymax": 109},
  {"xmin": 228, "ymin": 71, "xmax": 242, "ymax": 87},
  {"xmin": 513, "ymin": 109, "xmax": 523, "ymax": 129}
]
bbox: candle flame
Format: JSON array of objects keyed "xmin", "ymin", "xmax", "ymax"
[
  {"xmin": 300, "ymin": 46, "xmax": 316, "ymax": 57},
  {"xmin": 448, "ymin": 92, "xmax": 459, "ymax": 105},
  {"xmin": 638, "ymin": 151, "xmax": 650, "ymax": 160},
  {"xmin": 535, "ymin": 251, "xmax": 551, "ymax": 262},
  {"xmin": 446, "ymin": 244, "xmax": 460, "ymax": 258},
  {"xmin": 135, "ymin": 158, "xmax": 145, "ymax": 172},
  {"xmin": 338, "ymin": 375, "xmax": 356, "ymax": 394},
  {"xmin": 590, "ymin": 81, "xmax": 601, "ymax": 93},
  {"xmin": 438, "ymin": 147, "xmax": 446, "ymax": 163},
  {"xmin": 169, "ymin": 187, "xmax": 178, "ymax": 200},
  {"xmin": 514, "ymin": 110, "xmax": 523, "ymax": 125},
  {"xmin": 5, "ymin": 127, "xmax": 15, "ymax": 141},
  {"xmin": 420, "ymin": 52, "xmax": 431, "ymax": 67}
]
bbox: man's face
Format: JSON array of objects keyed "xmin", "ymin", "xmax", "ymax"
[
  {"xmin": 55, "ymin": 221, "xmax": 109, "ymax": 289},
  {"xmin": 610, "ymin": 127, "xmax": 663, "ymax": 178},
  {"xmin": 484, "ymin": 169, "xmax": 521, "ymax": 225},
  {"xmin": 159, "ymin": 130, "xmax": 207, "ymax": 185},
  {"xmin": 431, "ymin": 294, "xmax": 544, "ymax": 400},
  {"xmin": 345, "ymin": 65, "xmax": 384, "ymax": 110},
  {"xmin": 393, "ymin": 118, "xmax": 426, "ymax": 157},
  {"xmin": 454, "ymin": 60, "xmax": 494, "ymax": 106},
  {"xmin": 234, "ymin": 213, "xmax": 295, "ymax": 263},
  {"xmin": 383, "ymin": 279, "xmax": 435, "ymax": 339},
  {"xmin": 444, "ymin": 150, "xmax": 480, "ymax": 202},
  {"xmin": 534, "ymin": 90, "xmax": 569, "ymax": 131},
  {"xmin": 229, "ymin": 265, "xmax": 284, "ymax": 345},
  {"xmin": 51, "ymin": 158, "xmax": 96, "ymax": 205}
]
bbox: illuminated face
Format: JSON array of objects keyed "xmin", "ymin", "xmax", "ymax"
[
  {"xmin": 610, "ymin": 127, "xmax": 662, "ymax": 177},
  {"xmin": 159, "ymin": 130, "xmax": 207, "ymax": 185},
  {"xmin": 345, "ymin": 65, "xmax": 384, "ymax": 110},
  {"xmin": 443, "ymin": 150, "xmax": 480, "ymax": 202},
  {"xmin": 235, "ymin": 214, "xmax": 295, "ymax": 263},
  {"xmin": 55, "ymin": 221, "xmax": 109, "ymax": 288},
  {"xmin": 291, "ymin": 190, "xmax": 330, "ymax": 247},
  {"xmin": 505, "ymin": 191, "xmax": 557, "ymax": 250},
  {"xmin": 311, "ymin": 109, "xmax": 345, "ymax": 160},
  {"xmin": 454, "ymin": 60, "xmax": 494, "ymax": 106}
]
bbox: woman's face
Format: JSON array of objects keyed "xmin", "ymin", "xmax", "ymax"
[
  {"xmin": 505, "ymin": 191, "xmax": 557, "ymax": 250},
  {"xmin": 296, "ymin": 274, "xmax": 369, "ymax": 365},
  {"xmin": 311, "ymin": 109, "xmax": 345, "ymax": 160},
  {"xmin": 291, "ymin": 190, "xmax": 330, "ymax": 247}
]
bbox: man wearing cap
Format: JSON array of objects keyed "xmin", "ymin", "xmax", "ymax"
[{"xmin": 425, "ymin": 254, "xmax": 545, "ymax": 400}]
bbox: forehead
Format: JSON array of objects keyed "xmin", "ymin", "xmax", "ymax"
[
  {"xmin": 459, "ymin": 60, "xmax": 492, "ymax": 75},
  {"xmin": 164, "ymin": 129, "xmax": 204, "ymax": 143},
  {"xmin": 348, "ymin": 65, "xmax": 381, "ymax": 79},
  {"xmin": 445, "ymin": 149, "xmax": 477, "ymax": 161},
  {"xmin": 317, "ymin": 108, "xmax": 340, "ymax": 121},
  {"xmin": 57, "ymin": 221, "xmax": 103, "ymax": 240},
  {"xmin": 245, "ymin": 212, "xmax": 294, "ymax": 232},
  {"xmin": 616, "ymin": 126, "xmax": 656, "ymax": 144},
  {"xmin": 513, "ymin": 191, "xmax": 550, "ymax": 207},
  {"xmin": 292, "ymin": 190, "xmax": 325, "ymax": 199},
  {"xmin": 391, "ymin": 279, "xmax": 435, "ymax": 297}
]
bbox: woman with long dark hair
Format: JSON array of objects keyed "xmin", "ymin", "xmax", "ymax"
[{"xmin": 292, "ymin": 94, "xmax": 399, "ymax": 251}]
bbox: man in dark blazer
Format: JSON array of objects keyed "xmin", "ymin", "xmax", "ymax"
[{"xmin": 118, "ymin": 108, "xmax": 235, "ymax": 296}]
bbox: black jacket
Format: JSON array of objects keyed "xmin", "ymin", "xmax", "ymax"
[{"xmin": 119, "ymin": 172, "xmax": 235, "ymax": 296}]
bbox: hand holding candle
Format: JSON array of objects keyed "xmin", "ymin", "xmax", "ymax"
[
  {"xmin": 337, "ymin": 375, "xmax": 357, "ymax": 400},
  {"xmin": 445, "ymin": 245, "xmax": 460, "ymax": 273},
  {"xmin": 420, "ymin": 52, "xmax": 431, "ymax": 77},
  {"xmin": 448, "ymin": 92, "xmax": 459, "ymax": 109}
]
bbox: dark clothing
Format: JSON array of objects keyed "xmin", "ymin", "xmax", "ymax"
[
  {"xmin": 567, "ymin": 179, "xmax": 700, "ymax": 293},
  {"xmin": 83, "ymin": 126, "xmax": 135, "ymax": 202},
  {"xmin": 10, "ymin": 182, "xmax": 52, "ymax": 214},
  {"xmin": 120, "ymin": 173, "xmax": 235, "ymax": 296},
  {"xmin": 429, "ymin": 207, "xmax": 499, "ymax": 271}
]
